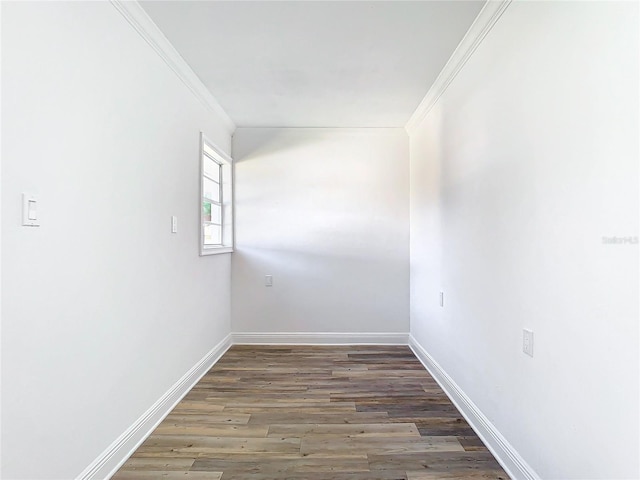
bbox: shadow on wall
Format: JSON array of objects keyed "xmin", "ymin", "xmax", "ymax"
[
  {"xmin": 234, "ymin": 128, "xmax": 336, "ymax": 162},
  {"xmin": 232, "ymin": 131, "xmax": 407, "ymax": 257},
  {"xmin": 230, "ymin": 127, "xmax": 410, "ymax": 334}
]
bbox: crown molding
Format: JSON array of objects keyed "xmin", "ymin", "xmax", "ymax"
[
  {"xmin": 110, "ymin": 0, "xmax": 236, "ymax": 135},
  {"xmin": 405, "ymin": 0, "xmax": 512, "ymax": 133}
]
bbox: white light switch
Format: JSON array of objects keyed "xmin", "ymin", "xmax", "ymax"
[
  {"xmin": 439, "ymin": 291, "xmax": 444, "ymax": 307},
  {"xmin": 28, "ymin": 200, "xmax": 37, "ymax": 220},
  {"xmin": 171, "ymin": 216, "xmax": 178, "ymax": 233},
  {"xmin": 265, "ymin": 275, "xmax": 273, "ymax": 287},
  {"xmin": 523, "ymin": 329, "xmax": 534, "ymax": 357},
  {"xmin": 22, "ymin": 193, "xmax": 40, "ymax": 226}
]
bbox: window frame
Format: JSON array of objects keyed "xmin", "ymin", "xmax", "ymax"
[{"xmin": 200, "ymin": 133, "xmax": 234, "ymax": 255}]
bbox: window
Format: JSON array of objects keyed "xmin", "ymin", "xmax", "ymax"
[{"xmin": 200, "ymin": 133, "xmax": 233, "ymax": 255}]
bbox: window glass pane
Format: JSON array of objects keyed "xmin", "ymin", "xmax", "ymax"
[
  {"xmin": 200, "ymin": 136, "xmax": 233, "ymax": 254},
  {"xmin": 203, "ymin": 177, "xmax": 219, "ymax": 201},
  {"xmin": 204, "ymin": 224, "xmax": 222, "ymax": 245},
  {"xmin": 204, "ymin": 156, "xmax": 220, "ymax": 179},
  {"xmin": 203, "ymin": 142, "xmax": 217, "ymax": 159},
  {"xmin": 202, "ymin": 201, "xmax": 212, "ymax": 222},
  {"xmin": 210, "ymin": 204, "xmax": 221, "ymax": 224}
]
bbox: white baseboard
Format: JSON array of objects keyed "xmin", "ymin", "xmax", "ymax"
[
  {"xmin": 232, "ymin": 332, "xmax": 409, "ymax": 345},
  {"xmin": 408, "ymin": 335, "xmax": 540, "ymax": 480},
  {"xmin": 76, "ymin": 334, "xmax": 233, "ymax": 480},
  {"xmin": 77, "ymin": 332, "xmax": 535, "ymax": 480}
]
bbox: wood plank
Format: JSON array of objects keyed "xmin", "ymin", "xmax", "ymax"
[
  {"xmin": 112, "ymin": 346, "xmax": 509, "ymax": 479},
  {"xmin": 163, "ymin": 413, "xmax": 251, "ymax": 425},
  {"xmin": 368, "ymin": 451, "xmax": 503, "ymax": 471},
  {"xmin": 267, "ymin": 423, "xmax": 420, "ymax": 438},
  {"xmin": 247, "ymin": 412, "xmax": 390, "ymax": 425},
  {"xmin": 112, "ymin": 471, "xmax": 221, "ymax": 479},
  {"xmin": 219, "ymin": 472, "xmax": 408, "ymax": 480},
  {"xmin": 300, "ymin": 436, "xmax": 465, "ymax": 455},
  {"xmin": 153, "ymin": 424, "xmax": 269, "ymax": 437},
  {"xmin": 139, "ymin": 435, "xmax": 301, "ymax": 453},
  {"xmin": 407, "ymin": 471, "xmax": 508, "ymax": 480},
  {"xmin": 191, "ymin": 455, "xmax": 370, "ymax": 473},
  {"xmin": 119, "ymin": 458, "xmax": 195, "ymax": 471}
]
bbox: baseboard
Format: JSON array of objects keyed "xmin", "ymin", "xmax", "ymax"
[
  {"xmin": 408, "ymin": 335, "xmax": 540, "ymax": 480},
  {"xmin": 232, "ymin": 332, "xmax": 409, "ymax": 345},
  {"xmin": 76, "ymin": 332, "xmax": 534, "ymax": 480},
  {"xmin": 76, "ymin": 334, "xmax": 233, "ymax": 480}
]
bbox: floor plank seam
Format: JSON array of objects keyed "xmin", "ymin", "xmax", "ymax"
[{"xmin": 113, "ymin": 345, "xmax": 509, "ymax": 480}]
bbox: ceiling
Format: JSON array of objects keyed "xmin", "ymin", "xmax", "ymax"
[{"xmin": 140, "ymin": 1, "xmax": 485, "ymax": 128}]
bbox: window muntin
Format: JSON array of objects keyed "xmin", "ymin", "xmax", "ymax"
[{"xmin": 200, "ymin": 133, "xmax": 233, "ymax": 254}]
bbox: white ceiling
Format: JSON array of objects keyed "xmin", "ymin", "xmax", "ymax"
[{"xmin": 140, "ymin": 1, "xmax": 485, "ymax": 128}]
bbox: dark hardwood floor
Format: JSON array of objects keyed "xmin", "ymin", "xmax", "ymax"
[{"xmin": 113, "ymin": 345, "xmax": 509, "ymax": 479}]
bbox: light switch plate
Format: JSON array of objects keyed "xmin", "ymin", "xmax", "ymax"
[
  {"xmin": 22, "ymin": 193, "xmax": 40, "ymax": 226},
  {"xmin": 523, "ymin": 329, "xmax": 534, "ymax": 357},
  {"xmin": 265, "ymin": 275, "xmax": 273, "ymax": 287},
  {"xmin": 171, "ymin": 216, "xmax": 178, "ymax": 233}
]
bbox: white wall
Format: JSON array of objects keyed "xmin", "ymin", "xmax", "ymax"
[
  {"xmin": 232, "ymin": 128, "xmax": 409, "ymax": 336},
  {"xmin": 1, "ymin": 2, "xmax": 232, "ymax": 478},
  {"xmin": 409, "ymin": 1, "xmax": 638, "ymax": 479}
]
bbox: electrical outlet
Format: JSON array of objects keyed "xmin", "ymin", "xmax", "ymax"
[
  {"xmin": 523, "ymin": 329, "xmax": 534, "ymax": 357},
  {"xmin": 265, "ymin": 275, "xmax": 273, "ymax": 287}
]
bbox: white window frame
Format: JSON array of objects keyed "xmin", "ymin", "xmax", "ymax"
[{"xmin": 200, "ymin": 133, "xmax": 234, "ymax": 255}]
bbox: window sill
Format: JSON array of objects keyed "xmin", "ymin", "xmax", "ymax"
[{"xmin": 200, "ymin": 246, "xmax": 234, "ymax": 256}]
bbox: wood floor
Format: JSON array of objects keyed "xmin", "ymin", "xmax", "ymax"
[{"xmin": 113, "ymin": 345, "xmax": 509, "ymax": 479}]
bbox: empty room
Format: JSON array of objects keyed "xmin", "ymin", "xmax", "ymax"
[{"xmin": 1, "ymin": 0, "xmax": 638, "ymax": 479}]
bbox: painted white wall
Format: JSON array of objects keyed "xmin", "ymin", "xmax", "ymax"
[
  {"xmin": 232, "ymin": 128, "xmax": 409, "ymax": 335},
  {"xmin": 409, "ymin": 1, "xmax": 639, "ymax": 479},
  {"xmin": 0, "ymin": 2, "xmax": 3, "ymax": 475},
  {"xmin": 1, "ymin": 2, "xmax": 232, "ymax": 478}
]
